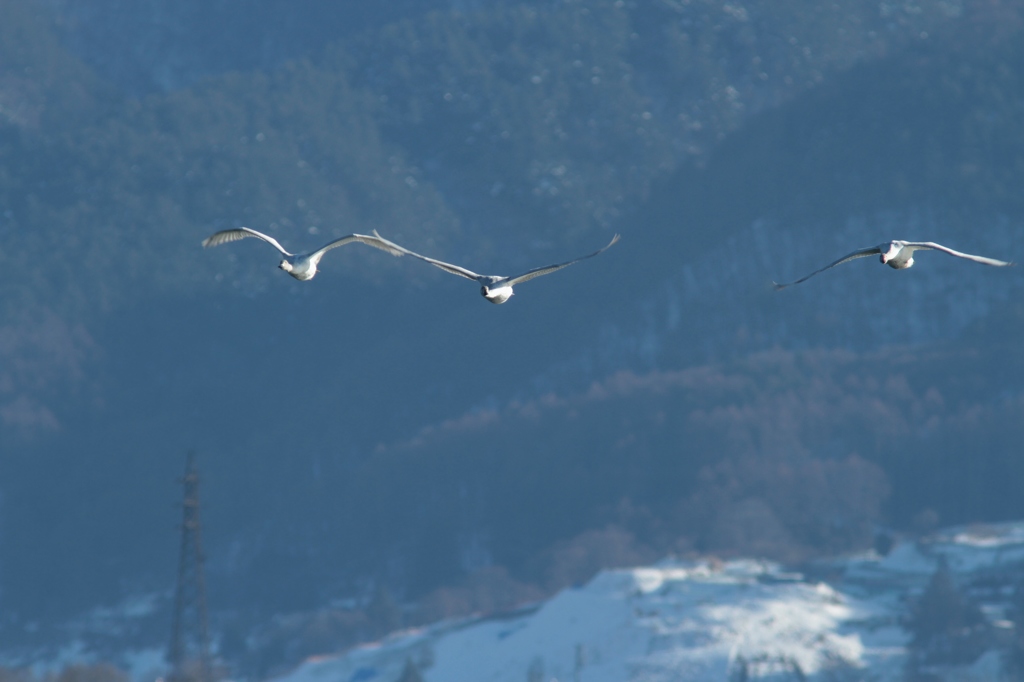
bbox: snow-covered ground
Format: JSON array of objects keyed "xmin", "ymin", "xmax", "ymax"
[
  {"xmin": 277, "ymin": 522, "xmax": 1024, "ymax": 682},
  {"xmin": 279, "ymin": 561, "xmax": 900, "ymax": 682},
  {"xmin": 5, "ymin": 521, "xmax": 1024, "ymax": 681}
]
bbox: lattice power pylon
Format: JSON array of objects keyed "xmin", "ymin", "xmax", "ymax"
[{"xmin": 167, "ymin": 452, "xmax": 212, "ymax": 682}]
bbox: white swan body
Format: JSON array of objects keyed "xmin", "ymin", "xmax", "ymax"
[
  {"xmin": 373, "ymin": 231, "xmax": 620, "ymax": 304},
  {"xmin": 202, "ymin": 227, "xmax": 403, "ymax": 281},
  {"xmin": 774, "ymin": 239, "xmax": 1012, "ymax": 289}
]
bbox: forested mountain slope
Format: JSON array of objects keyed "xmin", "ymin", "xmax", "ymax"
[{"xmin": 1, "ymin": 2, "xmax": 1022, "ymax": 674}]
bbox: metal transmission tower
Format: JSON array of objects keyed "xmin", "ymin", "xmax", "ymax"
[{"xmin": 168, "ymin": 452, "xmax": 212, "ymax": 682}]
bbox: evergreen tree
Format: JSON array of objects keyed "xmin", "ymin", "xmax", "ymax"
[
  {"xmin": 55, "ymin": 666, "xmax": 129, "ymax": 682},
  {"xmin": 526, "ymin": 657, "xmax": 544, "ymax": 682},
  {"xmin": 1003, "ymin": 578, "xmax": 1024, "ymax": 679},
  {"xmin": 366, "ymin": 584, "xmax": 402, "ymax": 639},
  {"xmin": 906, "ymin": 560, "xmax": 990, "ymax": 666},
  {"xmin": 394, "ymin": 659, "xmax": 423, "ymax": 682}
]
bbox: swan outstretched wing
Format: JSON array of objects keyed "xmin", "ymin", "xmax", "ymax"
[
  {"xmin": 506, "ymin": 234, "xmax": 621, "ymax": 287},
  {"xmin": 903, "ymin": 241, "xmax": 1013, "ymax": 267},
  {"xmin": 372, "ymin": 231, "xmax": 483, "ymax": 281},
  {"xmin": 202, "ymin": 227, "xmax": 292, "ymax": 256},
  {"xmin": 773, "ymin": 246, "xmax": 881, "ymax": 290},
  {"xmin": 310, "ymin": 233, "xmax": 407, "ymax": 260}
]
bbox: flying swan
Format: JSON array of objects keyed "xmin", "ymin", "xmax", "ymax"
[
  {"xmin": 773, "ymin": 240, "xmax": 1013, "ymax": 290},
  {"xmin": 373, "ymin": 231, "xmax": 620, "ymax": 304},
  {"xmin": 202, "ymin": 227, "xmax": 403, "ymax": 281}
]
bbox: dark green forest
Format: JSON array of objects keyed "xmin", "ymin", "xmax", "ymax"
[
  {"xmin": 2, "ymin": 0, "xmax": 1024, "ymax": 674},
  {"xmin": 5, "ymin": 0, "xmax": 1013, "ymax": 322}
]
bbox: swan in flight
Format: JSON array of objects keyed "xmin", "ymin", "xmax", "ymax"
[
  {"xmin": 202, "ymin": 227, "xmax": 403, "ymax": 281},
  {"xmin": 373, "ymin": 231, "xmax": 620, "ymax": 304},
  {"xmin": 773, "ymin": 240, "xmax": 1013, "ymax": 289}
]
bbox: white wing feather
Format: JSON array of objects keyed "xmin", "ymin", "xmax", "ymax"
[
  {"xmin": 903, "ymin": 241, "xmax": 1013, "ymax": 267},
  {"xmin": 372, "ymin": 231, "xmax": 484, "ymax": 281},
  {"xmin": 506, "ymin": 234, "xmax": 621, "ymax": 287},
  {"xmin": 202, "ymin": 227, "xmax": 292, "ymax": 256},
  {"xmin": 773, "ymin": 246, "xmax": 881, "ymax": 290},
  {"xmin": 309, "ymin": 233, "xmax": 407, "ymax": 260}
]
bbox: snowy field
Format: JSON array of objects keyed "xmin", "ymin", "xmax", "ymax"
[
  {"xmin": 277, "ymin": 522, "xmax": 1024, "ymax": 682},
  {"xmin": 280, "ymin": 560, "xmax": 901, "ymax": 682}
]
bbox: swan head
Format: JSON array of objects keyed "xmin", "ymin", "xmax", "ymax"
[{"xmin": 879, "ymin": 241, "xmax": 901, "ymax": 264}]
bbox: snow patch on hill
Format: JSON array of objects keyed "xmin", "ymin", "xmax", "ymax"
[
  {"xmin": 280, "ymin": 561, "xmax": 902, "ymax": 682},
  {"xmin": 279, "ymin": 521, "xmax": 1024, "ymax": 682}
]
